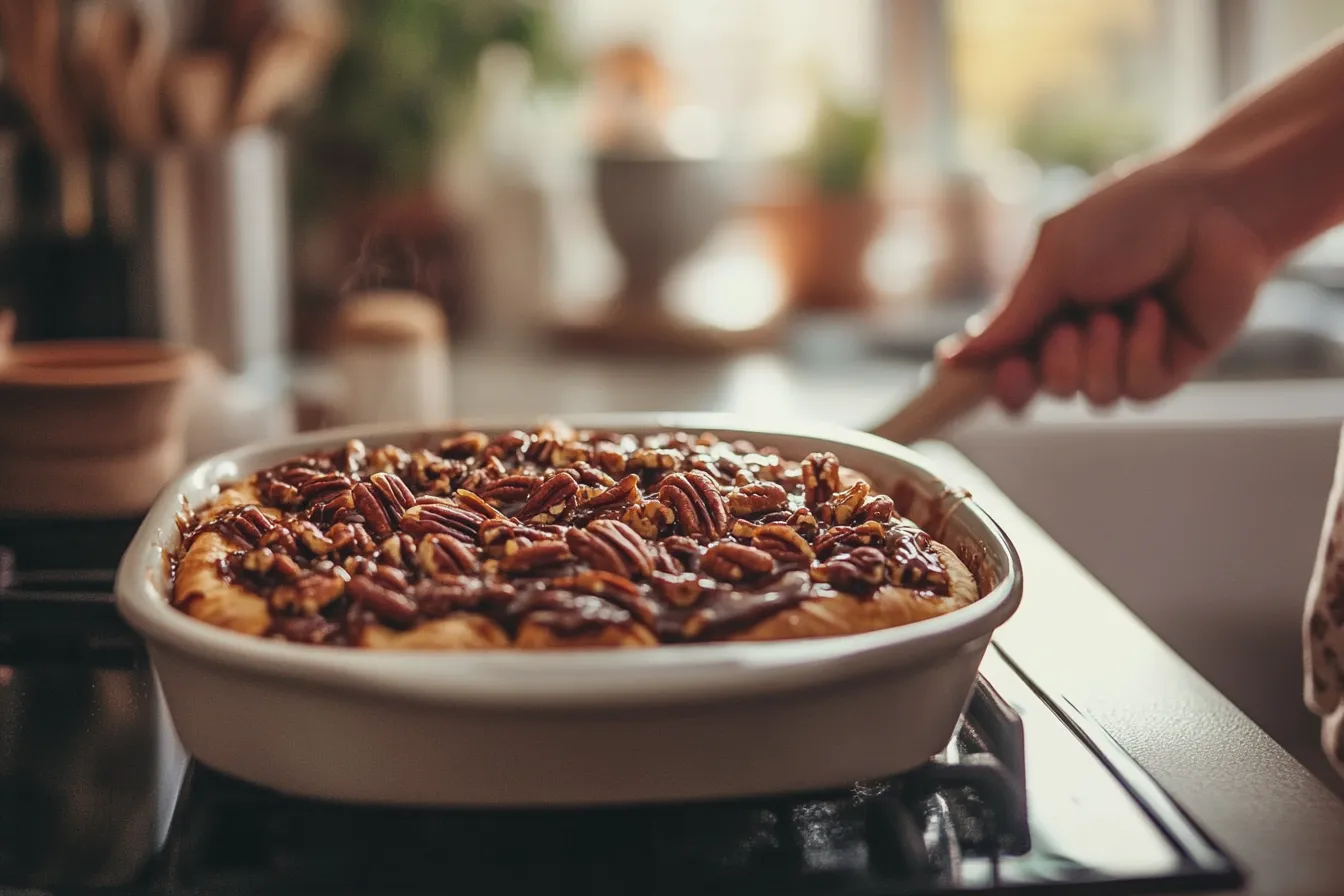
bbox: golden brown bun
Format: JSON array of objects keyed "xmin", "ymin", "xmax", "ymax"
[
  {"xmin": 514, "ymin": 620, "xmax": 658, "ymax": 649},
  {"xmin": 173, "ymin": 530, "xmax": 273, "ymax": 635},
  {"xmin": 361, "ymin": 616, "xmax": 510, "ymax": 649}
]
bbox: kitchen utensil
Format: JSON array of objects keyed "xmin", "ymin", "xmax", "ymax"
[
  {"xmin": 0, "ymin": 339, "xmax": 197, "ymax": 517},
  {"xmin": 233, "ymin": 25, "xmax": 325, "ymax": 128},
  {"xmin": 870, "ymin": 363, "xmax": 994, "ymax": 445},
  {"xmin": 163, "ymin": 51, "xmax": 233, "ymax": 142},
  {"xmin": 115, "ymin": 415, "xmax": 1022, "ymax": 807}
]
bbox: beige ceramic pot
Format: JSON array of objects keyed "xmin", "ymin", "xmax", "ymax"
[{"xmin": 0, "ymin": 340, "xmax": 197, "ymax": 517}]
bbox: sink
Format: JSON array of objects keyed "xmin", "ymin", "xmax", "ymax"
[
  {"xmin": 1197, "ymin": 280, "xmax": 1344, "ymax": 381},
  {"xmin": 1199, "ymin": 328, "xmax": 1344, "ymax": 380}
]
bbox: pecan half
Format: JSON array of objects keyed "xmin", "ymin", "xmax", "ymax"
[
  {"xmin": 339, "ymin": 439, "xmax": 367, "ymax": 475},
  {"xmin": 371, "ymin": 472, "xmax": 415, "ymax": 517},
  {"xmin": 788, "ymin": 506, "xmax": 819, "ymax": 541},
  {"xmin": 498, "ymin": 540, "xmax": 574, "ymax": 574},
  {"xmin": 563, "ymin": 462, "xmax": 616, "ymax": 488},
  {"xmin": 811, "ymin": 546, "xmax": 887, "ymax": 594},
  {"xmin": 566, "ymin": 518, "xmax": 653, "ymax": 579},
  {"xmin": 409, "ymin": 450, "xmax": 464, "ymax": 494},
  {"xmin": 216, "ymin": 506, "xmax": 276, "ymax": 548},
  {"xmin": 241, "ymin": 547, "xmax": 275, "ymax": 574},
  {"xmin": 367, "ymin": 445, "xmax": 411, "ymax": 476},
  {"xmin": 701, "ymin": 542, "xmax": 775, "ymax": 582},
  {"xmin": 818, "ymin": 480, "xmax": 869, "ymax": 526},
  {"xmin": 419, "ymin": 533, "xmax": 480, "ymax": 578},
  {"xmin": 650, "ymin": 570, "xmax": 707, "ymax": 607},
  {"xmin": 801, "ymin": 452, "xmax": 841, "ymax": 507},
  {"xmin": 574, "ymin": 474, "xmax": 640, "ymax": 516},
  {"xmin": 272, "ymin": 571, "xmax": 347, "ymax": 614},
  {"xmin": 347, "ymin": 574, "xmax": 418, "ymax": 627},
  {"xmin": 352, "ymin": 482, "xmax": 395, "ymax": 539},
  {"xmin": 478, "ymin": 474, "xmax": 542, "ymax": 507},
  {"xmin": 751, "ymin": 523, "xmax": 816, "ymax": 563},
  {"xmin": 479, "ymin": 520, "xmax": 563, "ymax": 558},
  {"xmin": 439, "ymin": 431, "xmax": 489, "ymax": 459},
  {"xmin": 300, "ymin": 472, "xmax": 351, "ymax": 505},
  {"xmin": 593, "ymin": 440, "xmax": 629, "ymax": 477},
  {"xmin": 550, "ymin": 571, "xmax": 656, "ymax": 627},
  {"xmin": 454, "ymin": 489, "xmax": 509, "ymax": 520},
  {"xmin": 259, "ymin": 478, "xmax": 303, "ymax": 509},
  {"xmin": 514, "ymin": 473, "xmax": 578, "ymax": 524},
  {"xmin": 399, "ymin": 503, "xmax": 484, "ymax": 542},
  {"xmin": 658, "ymin": 471, "xmax": 728, "ymax": 539},
  {"xmin": 482, "ymin": 430, "xmax": 530, "ymax": 462},
  {"xmin": 813, "ymin": 520, "xmax": 886, "ymax": 559},
  {"xmin": 258, "ymin": 524, "xmax": 299, "ymax": 556},
  {"xmin": 855, "ymin": 494, "xmax": 896, "ymax": 524},
  {"xmin": 290, "ymin": 519, "xmax": 334, "ymax": 556},
  {"xmin": 727, "ymin": 481, "xmax": 788, "ymax": 517},
  {"xmin": 628, "ymin": 447, "xmax": 682, "ymax": 472}
]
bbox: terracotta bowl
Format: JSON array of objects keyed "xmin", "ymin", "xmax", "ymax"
[{"xmin": 0, "ymin": 340, "xmax": 197, "ymax": 518}]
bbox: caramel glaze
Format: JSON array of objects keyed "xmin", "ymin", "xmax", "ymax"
[{"xmin": 177, "ymin": 427, "xmax": 951, "ymax": 646}]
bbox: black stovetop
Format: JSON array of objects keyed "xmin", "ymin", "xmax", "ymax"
[{"xmin": 0, "ymin": 520, "xmax": 1244, "ymax": 896}]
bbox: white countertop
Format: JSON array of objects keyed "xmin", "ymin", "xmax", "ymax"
[{"xmin": 920, "ymin": 443, "xmax": 1344, "ymax": 896}]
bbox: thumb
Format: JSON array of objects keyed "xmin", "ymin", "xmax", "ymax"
[{"xmin": 938, "ymin": 251, "xmax": 1064, "ymax": 365}]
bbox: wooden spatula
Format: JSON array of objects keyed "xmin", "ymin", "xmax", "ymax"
[{"xmin": 869, "ymin": 363, "xmax": 994, "ymax": 445}]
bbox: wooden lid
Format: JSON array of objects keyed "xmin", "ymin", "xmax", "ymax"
[{"xmin": 333, "ymin": 291, "xmax": 448, "ymax": 347}]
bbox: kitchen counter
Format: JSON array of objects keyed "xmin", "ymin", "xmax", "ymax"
[{"xmin": 917, "ymin": 442, "xmax": 1344, "ymax": 896}]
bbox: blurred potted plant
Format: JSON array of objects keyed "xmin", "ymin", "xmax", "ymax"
[
  {"xmin": 287, "ymin": 0, "xmax": 574, "ymax": 347},
  {"xmin": 759, "ymin": 94, "xmax": 884, "ymax": 311}
]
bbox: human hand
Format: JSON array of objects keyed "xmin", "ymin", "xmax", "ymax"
[{"xmin": 937, "ymin": 158, "xmax": 1276, "ymax": 412}]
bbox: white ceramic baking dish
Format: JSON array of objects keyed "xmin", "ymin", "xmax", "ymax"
[{"xmin": 115, "ymin": 414, "xmax": 1023, "ymax": 807}]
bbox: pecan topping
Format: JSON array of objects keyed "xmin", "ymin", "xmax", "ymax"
[
  {"xmin": 812, "ymin": 546, "xmax": 887, "ymax": 594},
  {"xmin": 259, "ymin": 478, "xmax": 303, "ymax": 508},
  {"xmin": 801, "ymin": 452, "xmax": 841, "ymax": 507},
  {"xmin": 701, "ymin": 542, "xmax": 775, "ymax": 582},
  {"xmin": 658, "ymin": 471, "xmax": 728, "ymax": 539},
  {"xmin": 241, "ymin": 547, "xmax": 275, "ymax": 574},
  {"xmin": 574, "ymin": 474, "xmax": 640, "ymax": 516},
  {"xmin": 628, "ymin": 447, "xmax": 682, "ymax": 472},
  {"xmin": 566, "ymin": 519, "xmax": 654, "ymax": 579},
  {"xmin": 478, "ymin": 475, "xmax": 543, "ymax": 507},
  {"xmin": 813, "ymin": 520, "xmax": 887, "ymax": 559},
  {"xmin": 299, "ymin": 472, "xmax": 351, "ymax": 505},
  {"xmin": 789, "ymin": 506, "xmax": 819, "ymax": 540},
  {"xmin": 351, "ymin": 482, "xmax": 395, "ymax": 539},
  {"xmin": 513, "ymin": 473, "xmax": 578, "ymax": 524},
  {"xmin": 483, "ymin": 430, "xmax": 530, "ymax": 461},
  {"xmin": 399, "ymin": 503, "xmax": 483, "ymax": 542},
  {"xmin": 371, "ymin": 472, "xmax": 415, "ymax": 517},
  {"xmin": 347, "ymin": 574, "xmax": 418, "ymax": 627},
  {"xmin": 257, "ymin": 525, "xmax": 298, "ymax": 556},
  {"xmin": 650, "ymin": 570, "xmax": 707, "ymax": 607},
  {"xmin": 185, "ymin": 425, "xmax": 958, "ymax": 648},
  {"xmin": 855, "ymin": 495, "xmax": 896, "ymax": 524},
  {"xmin": 818, "ymin": 480, "xmax": 869, "ymax": 526},
  {"xmin": 419, "ymin": 533, "xmax": 480, "ymax": 578},
  {"xmin": 439, "ymin": 432, "xmax": 489, "ymax": 459},
  {"xmin": 751, "ymin": 523, "xmax": 816, "ymax": 563},
  {"xmin": 272, "ymin": 571, "xmax": 346, "ymax": 614},
  {"xmin": 727, "ymin": 481, "xmax": 789, "ymax": 517},
  {"xmin": 498, "ymin": 541, "xmax": 574, "ymax": 574},
  {"xmin": 291, "ymin": 519, "xmax": 334, "ymax": 556},
  {"xmin": 454, "ymin": 489, "xmax": 509, "ymax": 520}
]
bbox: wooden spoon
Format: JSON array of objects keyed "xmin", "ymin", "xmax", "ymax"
[{"xmin": 869, "ymin": 363, "xmax": 993, "ymax": 446}]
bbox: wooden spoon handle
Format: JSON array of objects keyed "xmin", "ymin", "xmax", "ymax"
[{"xmin": 869, "ymin": 364, "xmax": 994, "ymax": 446}]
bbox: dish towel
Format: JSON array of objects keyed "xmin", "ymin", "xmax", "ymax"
[{"xmin": 1305, "ymin": 423, "xmax": 1344, "ymax": 778}]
